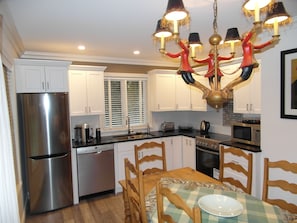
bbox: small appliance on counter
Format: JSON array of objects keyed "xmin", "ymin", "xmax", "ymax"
[
  {"xmin": 74, "ymin": 125, "xmax": 82, "ymax": 143},
  {"xmin": 160, "ymin": 121, "xmax": 175, "ymax": 132},
  {"xmin": 81, "ymin": 123, "xmax": 90, "ymax": 143},
  {"xmin": 200, "ymin": 120, "xmax": 210, "ymax": 135}
]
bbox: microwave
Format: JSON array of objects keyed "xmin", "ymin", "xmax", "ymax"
[{"xmin": 231, "ymin": 122, "xmax": 260, "ymax": 146}]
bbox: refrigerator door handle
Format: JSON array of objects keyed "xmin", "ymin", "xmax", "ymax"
[{"xmin": 30, "ymin": 153, "xmax": 69, "ymax": 160}]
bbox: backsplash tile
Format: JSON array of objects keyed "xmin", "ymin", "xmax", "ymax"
[{"xmin": 223, "ymin": 100, "xmax": 243, "ymax": 126}]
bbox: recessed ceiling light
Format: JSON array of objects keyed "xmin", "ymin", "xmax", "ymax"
[
  {"xmin": 133, "ymin": 50, "xmax": 140, "ymax": 55},
  {"xmin": 78, "ymin": 45, "xmax": 86, "ymax": 51}
]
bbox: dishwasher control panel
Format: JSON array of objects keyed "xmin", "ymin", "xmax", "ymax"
[{"xmin": 76, "ymin": 144, "xmax": 114, "ymax": 154}]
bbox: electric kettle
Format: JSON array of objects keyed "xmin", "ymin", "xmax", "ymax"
[{"xmin": 200, "ymin": 120, "xmax": 210, "ymax": 134}]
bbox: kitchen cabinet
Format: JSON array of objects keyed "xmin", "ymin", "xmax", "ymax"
[
  {"xmin": 163, "ymin": 136, "xmax": 182, "ymax": 170},
  {"xmin": 148, "ymin": 69, "xmax": 207, "ymax": 111},
  {"xmin": 69, "ymin": 65, "xmax": 106, "ymax": 116},
  {"xmin": 175, "ymin": 76, "xmax": 191, "ymax": 110},
  {"xmin": 182, "ymin": 136, "xmax": 196, "ymax": 169},
  {"xmin": 15, "ymin": 59, "xmax": 71, "ymax": 93},
  {"xmin": 233, "ymin": 64, "xmax": 261, "ymax": 114},
  {"xmin": 219, "ymin": 145, "xmax": 261, "ymax": 198},
  {"xmin": 148, "ymin": 70, "xmax": 176, "ymax": 111}
]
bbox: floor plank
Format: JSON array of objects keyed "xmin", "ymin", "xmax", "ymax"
[{"xmin": 25, "ymin": 192, "xmax": 125, "ymax": 223}]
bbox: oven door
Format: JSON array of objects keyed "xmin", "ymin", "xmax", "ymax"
[{"xmin": 196, "ymin": 146, "xmax": 219, "ymax": 179}]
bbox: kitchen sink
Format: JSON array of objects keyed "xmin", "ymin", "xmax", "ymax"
[{"xmin": 113, "ymin": 132, "xmax": 154, "ymax": 141}]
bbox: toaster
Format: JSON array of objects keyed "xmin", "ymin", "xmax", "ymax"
[{"xmin": 160, "ymin": 122, "xmax": 175, "ymax": 132}]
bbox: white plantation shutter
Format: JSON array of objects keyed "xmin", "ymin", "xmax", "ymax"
[
  {"xmin": 127, "ymin": 80, "xmax": 145, "ymax": 125},
  {"xmin": 104, "ymin": 78, "xmax": 147, "ymax": 129}
]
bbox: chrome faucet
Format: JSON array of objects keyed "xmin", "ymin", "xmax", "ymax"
[{"xmin": 127, "ymin": 116, "xmax": 131, "ymax": 135}]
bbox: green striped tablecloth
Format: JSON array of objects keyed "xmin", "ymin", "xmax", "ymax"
[{"xmin": 146, "ymin": 178, "xmax": 284, "ymax": 223}]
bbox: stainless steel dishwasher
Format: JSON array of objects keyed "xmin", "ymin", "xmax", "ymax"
[{"xmin": 77, "ymin": 144, "xmax": 115, "ymax": 197}]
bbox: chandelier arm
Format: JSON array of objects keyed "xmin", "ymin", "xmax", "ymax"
[{"xmin": 190, "ymin": 81, "xmax": 211, "ymax": 99}]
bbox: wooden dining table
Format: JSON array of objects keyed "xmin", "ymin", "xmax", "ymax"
[{"xmin": 119, "ymin": 167, "xmax": 286, "ymax": 223}]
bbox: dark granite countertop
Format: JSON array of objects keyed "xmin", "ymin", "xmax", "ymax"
[
  {"xmin": 72, "ymin": 129, "xmax": 202, "ymax": 148},
  {"xmin": 220, "ymin": 141, "xmax": 261, "ymax": 153}
]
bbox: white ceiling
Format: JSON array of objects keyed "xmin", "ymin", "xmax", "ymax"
[{"xmin": 4, "ymin": 0, "xmax": 297, "ymax": 66}]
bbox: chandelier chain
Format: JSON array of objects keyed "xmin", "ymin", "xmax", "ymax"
[{"xmin": 213, "ymin": 0, "xmax": 218, "ymax": 34}]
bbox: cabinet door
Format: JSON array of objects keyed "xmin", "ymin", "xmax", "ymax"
[
  {"xmin": 153, "ymin": 74, "xmax": 176, "ymax": 111},
  {"xmin": 114, "ymin": 142, "xmax": 135, "ymax": 193},
  {"xmin": 233, "ymin": 66, "xmax": 261, "ymax": 114},
  {"xmin": 175, "ymin": 75, "xmax": 191, "ymax": 110},
  {"xmin": 163, "ymin": 136, "xmax": 182, "ymax": 170},
  {"xmin": 190, "ymin": 76, "xmax": 208, "ymax": 111},
  {"xmin": 45, "ymin": 67, "xmax": 69, "ymax": 92},
  {"xmin": 182, "ymin": 137, "xmax": 196, "ymax": 169},
  {"xmin": 86, "ymin": 71, "xmax": 105, "ymax": 114},
  {"xmin": 68, "ymin": 70, "xmax": 88, "ymax": 115},
  {"xmin": 16, "ymin": 65, "xmax": 45, "ymax": 93}
]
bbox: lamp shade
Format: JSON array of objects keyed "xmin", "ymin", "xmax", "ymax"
[
  {"xmin": 164, "ymin": 0, "xmax": 189, "ymax": 21},
  {"xmin": 153, "ymin": 19, "xmax": 172, "ymax": 38},
  {"xmin": 243, "ymin": 0, "xmax": 271, "ymax": 11},
  {"xmin": 188, "ymin": 32, "xmax": 202, "ymax": 46},
  {"xmin": 264, "ymin": 2, "xmax": 290, "ymax": 24},
  {"xmin": 224, "ymin": 28, "xmax": 241, "ymax": 43}
]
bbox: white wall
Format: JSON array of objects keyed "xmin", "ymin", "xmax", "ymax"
[
  {"xmin": 260, "ymin": 18, "xmax": 297, "ymax": 202},
  {"xmin": 262, "ymin": 19, "xmax": 297, "ymax": 161}
]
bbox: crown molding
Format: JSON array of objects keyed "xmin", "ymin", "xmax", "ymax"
[{"xmin": 21, "ymin": 51, "xmax": 178, "ymax": 67}]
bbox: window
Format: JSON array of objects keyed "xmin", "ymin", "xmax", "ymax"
[{"xmin": 104, "ymin": 77, "xmax": 147, "ymax": 130}]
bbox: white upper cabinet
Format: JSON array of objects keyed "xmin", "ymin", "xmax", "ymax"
[
  {"xmin": 148, "ymin": 71, "xmax": 176, "ymax": 111},
  {"xmin": 15, "ymin": 59, "xmax": 71, "ymax": 93},
  {"xmin": 175, "ymin": 75, "xmax": 191, "ymax": 110},
  {"xmin": 148, "ymin": 70, "xmax": 207, "ymax": 111},
  {"xmin": 69, "ymin": 65, "xmax": 106, "ymax": 116},
  {"xmin": 233, "ymin": 63, "xmax": 261, "ymax": 114}
]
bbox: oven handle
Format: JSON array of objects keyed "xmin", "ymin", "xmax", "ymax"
[{"xmin": 196, "ymin": 147, "xmax": 219, "ymax": 156}]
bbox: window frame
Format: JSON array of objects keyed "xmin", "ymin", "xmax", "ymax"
[{"xmin": 103, "ymin": 73, "xmax": 148, "ymax": 132}]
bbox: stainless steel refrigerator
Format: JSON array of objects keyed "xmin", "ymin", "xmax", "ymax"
[{"xmin": 17, "ymin": 93, "xmax": 73, "ymax": 213}]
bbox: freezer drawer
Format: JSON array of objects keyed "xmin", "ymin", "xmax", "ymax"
[
  {"xmin": 27, "ymin": 153, "xmax": 73, "ymax": 213},
  {"xmin": 77, "ymin": 146, "xmax": 115, "ymax": 197}
]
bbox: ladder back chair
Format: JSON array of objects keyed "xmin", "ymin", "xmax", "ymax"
[
  {"xmin": 134, "ymin": 141, "xmax": 167, "ymax": 175},
  {"xmin": 124, "ymin": 158, "xmax": 147, "ymax": 223},
  {"xmin": 262, "ymin": 158, "xmax": 297, "ymax": 214},
  {"xmin": 156, "ymin": 181, "xmax": 201, "ymax": 223},
  {"xmin": 219, "ymin": 146, "xmax": 253, "ymax": 194}
]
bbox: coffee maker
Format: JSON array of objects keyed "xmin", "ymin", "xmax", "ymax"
[
  {"xmin": 74, "ymin": 125, "xmax": 82, "ymax": 142},
  {"xmin": 81, "ymin": 123, "xmax": 90, "ymax": 143}
]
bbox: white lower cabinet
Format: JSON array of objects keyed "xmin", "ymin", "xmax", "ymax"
[
  {"xmin": 219, "ymin": 145, "xmax": 261, "ymax": 199},
  {"xmin": 163, "ymin": 136, "xmax": 182, "ymax": 170},
  {"xmin": 182, "ymin": 136, "xmax": 196, "ymax": 169}
]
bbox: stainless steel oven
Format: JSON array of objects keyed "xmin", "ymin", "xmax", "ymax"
[
  {"xmin": 196, "ymin": 146, "xmax": 219, "ymax": 179},
  {"xmin": 196, "ymin": 133, "xmax": 230, "ymax": 179}
]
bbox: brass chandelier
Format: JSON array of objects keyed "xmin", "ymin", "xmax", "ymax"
[{"xmin": 153, "ymin": 0, "xmax": 291, "ymax": 109}]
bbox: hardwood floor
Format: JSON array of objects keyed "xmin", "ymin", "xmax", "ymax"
[{"xmin": 25, "ymin": 192, "xmax": 125, "ymax": 223}]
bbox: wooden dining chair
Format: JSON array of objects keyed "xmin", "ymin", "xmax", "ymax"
[
  {"xmin": 219, "ymin": 146, "xmax": 253, "ymax": 194},
  {"xmin": 156, "ymin": 181, "xmax": 201, "ymax": 223},
  {"xmin": 134, "ymin": 141, "xmax": 167, "ymax": 175},
  {"xmin": 262, "ymin": 158, "xmax": 297, "ymax": 214},
  {"xmin": 124, "ymin": 158, "xmax": 148, "ymax": 223}
]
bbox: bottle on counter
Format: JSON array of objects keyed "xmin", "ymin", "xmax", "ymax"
[{"xmin": 96, "ymin": 128, "xmax": 101, "ymax": 141}]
